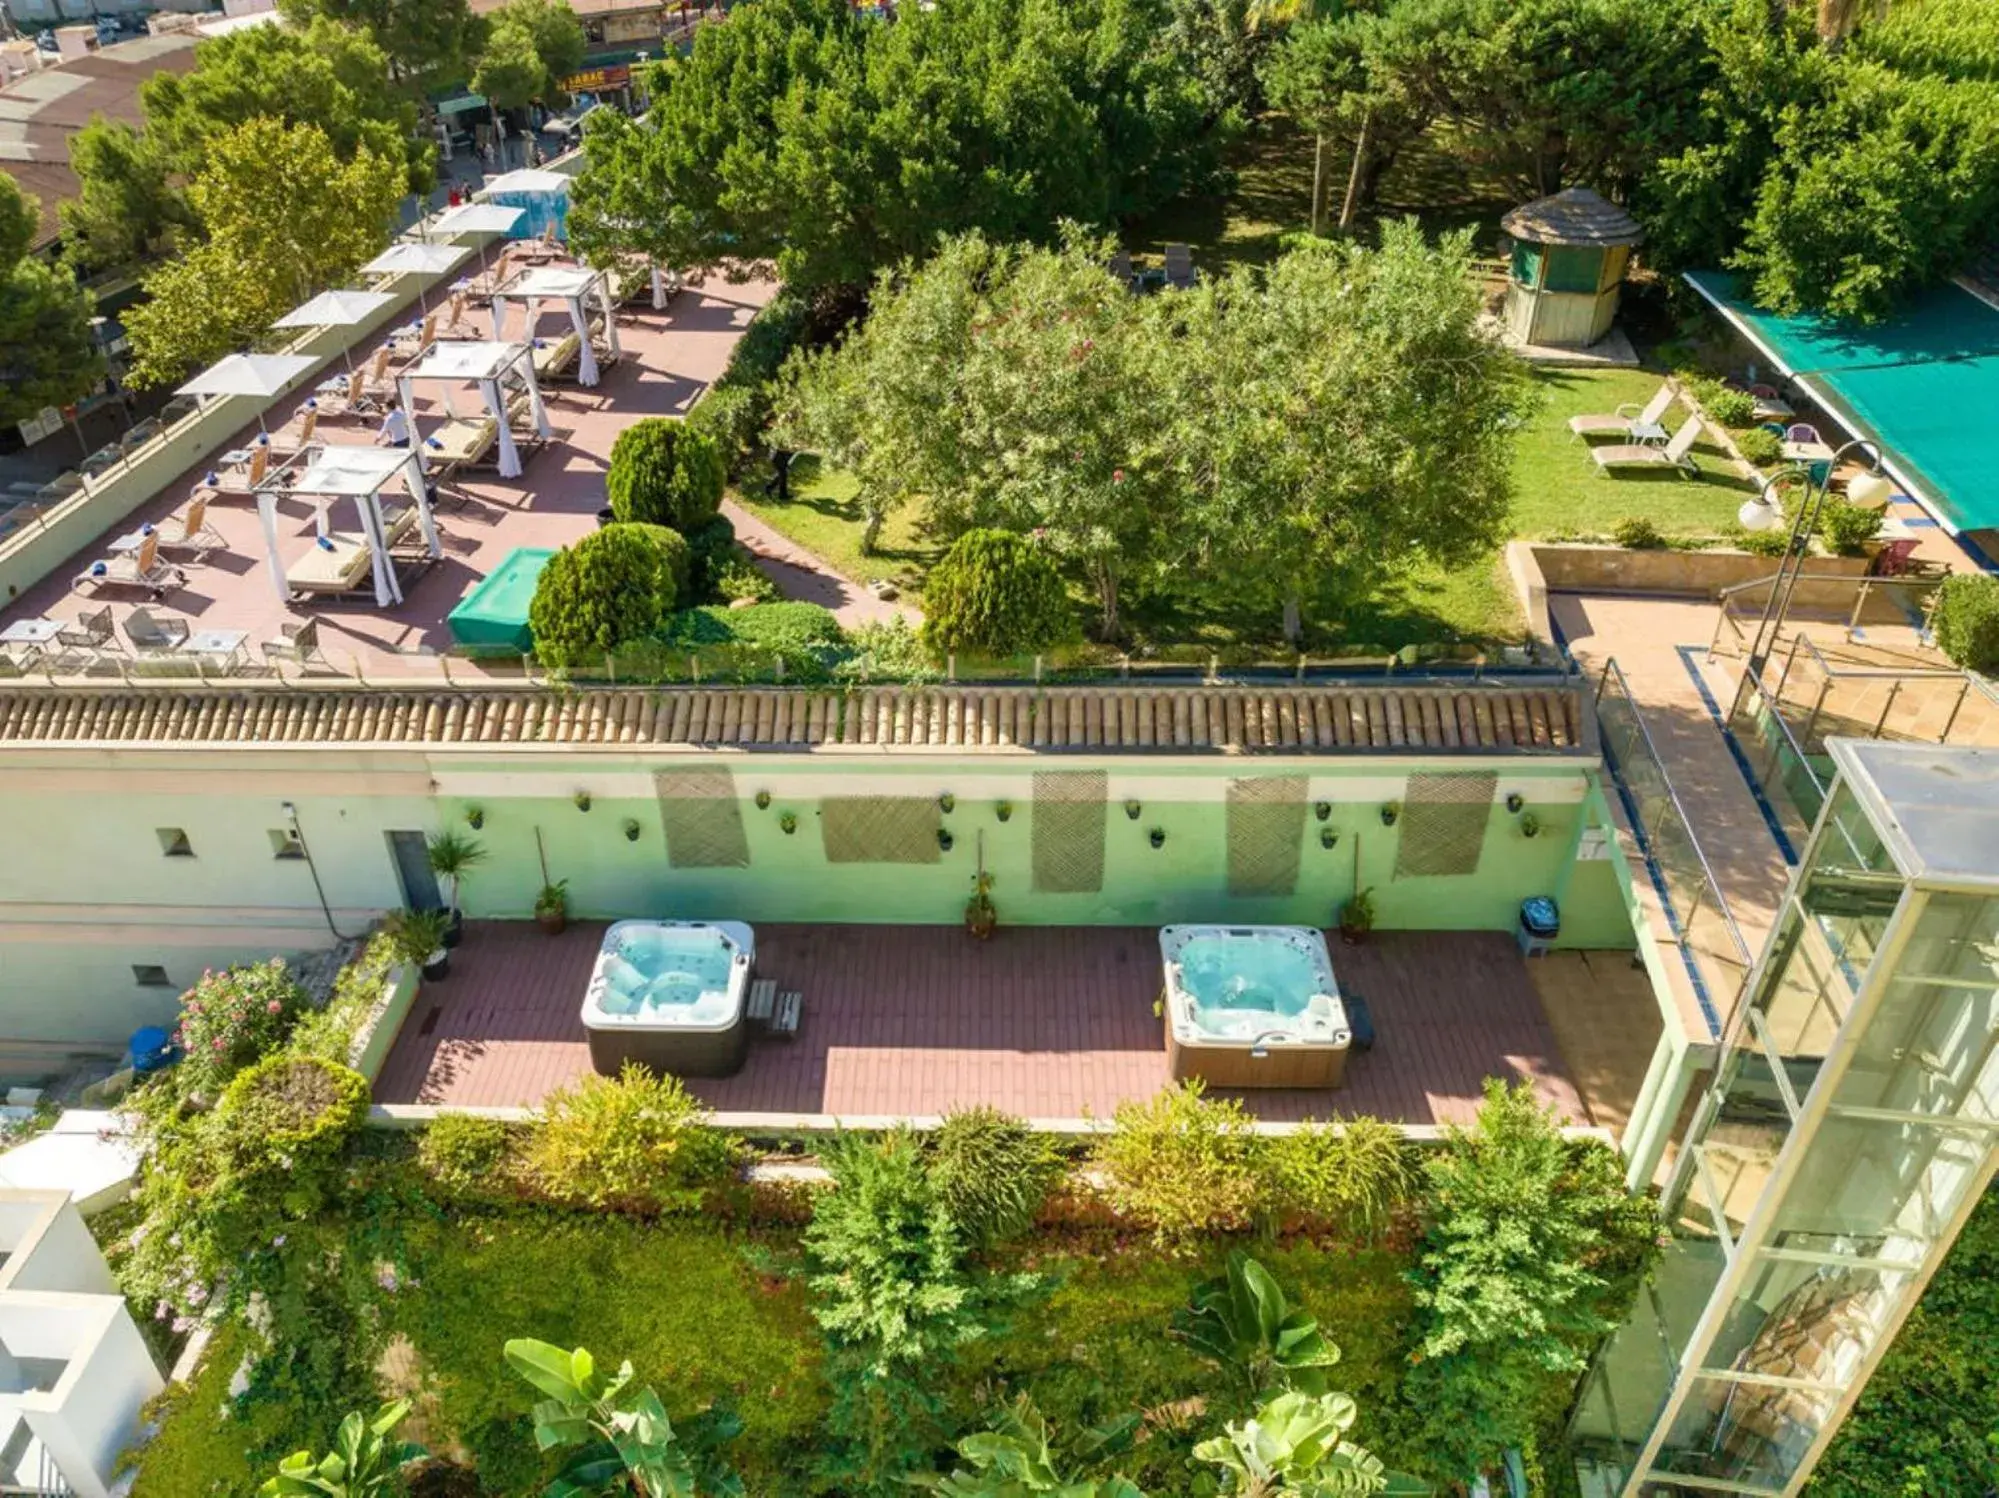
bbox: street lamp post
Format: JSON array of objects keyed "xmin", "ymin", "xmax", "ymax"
[{"xmin": 1729, "ymin": 437, "xmax": 1888, "ymax": 722}]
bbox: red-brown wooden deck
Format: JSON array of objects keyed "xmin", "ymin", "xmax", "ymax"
[{"xmin": 374, "ymin": 922, "xmax": 1597, "ymax": 1126}]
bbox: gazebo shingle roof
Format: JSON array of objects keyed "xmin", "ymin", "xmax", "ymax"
[{"xmin": 1501, "ymin": 187, "xmax": 1645, "ymax": 249}]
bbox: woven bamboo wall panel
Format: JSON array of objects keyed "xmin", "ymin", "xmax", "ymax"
[
  {"xmin": 653, "ymin": 769, "xmax": 750, "ymax": 868},
  {"xmin": 1393, "ymin": 771, "xmax": 1497, "ymax": 878},
  {"xmin": 1227, "ymin": 775, "xmax": 1307, "ymax": 897},
  {"xmin": 1031, "ymin": 771, "xmax": 1107, "ymax": 893},
  {"xmin": 820, "ymin": 797, "xmax": 942, "ymax": 864}
]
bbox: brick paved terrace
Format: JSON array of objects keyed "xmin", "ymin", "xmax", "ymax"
[
  {"xmin": 373, "ymin": 921, "xmax": 1649, "ymax": 1127},
  {"xmin": 0, "ymin": 269, "xmax": 778, "ymax": 681}
]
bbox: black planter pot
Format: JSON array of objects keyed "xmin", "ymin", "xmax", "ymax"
[
  {"xmin": 442, "ymin": 907, "xmax": 464, "ymax": 948},
  {"xmin": 596, "ymin": 506, "xmax": 617, "ymax": 528},
  {"xmin": 422, "ymin": 950, "xmax": 452, "ymax": 981}
]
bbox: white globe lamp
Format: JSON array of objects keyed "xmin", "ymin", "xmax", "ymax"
[
  {"xmin": 1847, "ymin": 472, "xmax": 1896, "ymax": 511},
  {"xmin": 1738, "ymin": 494, "xmax": 1784, "ymax": 532}
]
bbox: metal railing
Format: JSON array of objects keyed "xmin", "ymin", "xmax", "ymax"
[
  {"xmin": 1708, "ymin": 569, "xmax": 1946, "ymax": 668},
  {"xmin": 1595, "ymin": 658, "xmax": 1754, "ymax": 1035},
  {"xmin": 1723, "ymin": 626, "xmax": 1999, "ymax": 845}
]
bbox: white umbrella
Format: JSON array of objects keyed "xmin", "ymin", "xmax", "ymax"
[
  {"xmin": 271, "ymin": 290, "xmax": 399, "ymax": 373},
  {"xmin": 176, "ymin": 353, "xmax": 318, "ymax": 435},
  {"xmin": 429, "ymin": 203, "xmax": 526, "ymax": 280},
  {"xmin": 361, "ymin": 243, "xmax": 465, "ymax": 312}
]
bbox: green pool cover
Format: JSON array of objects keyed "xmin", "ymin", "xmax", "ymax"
[
  {"xmin": 448, "ymin": 546, "xmax": 555, "ymax": 652},
  {"xmin": 1685, "ymin": 270, "xmax": 1999, "ymax": 535}
]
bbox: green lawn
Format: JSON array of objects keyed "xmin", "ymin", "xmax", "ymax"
[
  {"xmin": 1513, "ymin": 367, "xmax": 1760, "ymax": 539},
  {"xmin": 1123, "ymin": 114, "xmax": 1317, "ymax": 276},
  {"xmin": 731, "ymin": 458, "xmax": 942, "ymax": 591}
]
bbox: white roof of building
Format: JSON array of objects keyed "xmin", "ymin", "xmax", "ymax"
[{"xmin": 406, "ymin": 340, "xmax": 529, "ymax": 381}]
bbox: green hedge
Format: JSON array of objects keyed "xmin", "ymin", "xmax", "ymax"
[
  {"xmin": 686, "ymin": 289, "xmax": 813, "ymax": 474},
  {"xmin": 1931, "ymin": 573, "xmax": 1999, "ymax": 675}
]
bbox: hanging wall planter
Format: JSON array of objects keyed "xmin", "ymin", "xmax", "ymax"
[
  {"xmin": 1379, "ymin": 802, "xmax": 1399, "ymax": 827},
  {"xmin": 1506, "ymin": 792, "xmax": 1525, "ymax": 814},
  {"xmin": 1521, "ymin": 813, "xmax": 1542, "ymax": 840},
  {"xmin": 622, "ymin": 819, "xmax": 641, "ymax": 842},
  {"xmin": 779, "ymin": 812, "xmax": 798, "ymax": 835},
  {"xmin": 573, "ymin": 791, "xmax": 592, "ymax": 813},
  {"xmin": 1125, "ymin": 799, "xmax": 1143, "ymax": 821},
  {"xmin": 1314, "ymin": 801, "xmax": 1332, "ymax": 822},
  {"xmin": 1320, "ymin": 827, "xmax": 1339, "ymax": 850},
  {"xmin": 995, "ymin": 801, "xmax": 1013, "ymax": 823},
  {"xmin": 755, "ymin": 789, "xmax": 772, "ymax": 811},
  {"xmin": 937, "ymin": 829, "xmax": 955, "ymax": 853},
  {"xmin": 465, "ymin": 806, "xmax": 485, "ymax": 831},
  {"xmin": 1149, "ymin": 827, "xmax": 1166, "ymax": 850},
  {"xmin": 939, "ymin": 792, "xmax": 956, "ymax": 814}
]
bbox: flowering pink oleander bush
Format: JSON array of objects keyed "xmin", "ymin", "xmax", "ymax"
[{"xmin": 172, "ymin": 958, "xmax": 307, "ymax": 1095}]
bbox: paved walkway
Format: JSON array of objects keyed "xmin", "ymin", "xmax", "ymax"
[
  {"xmin": 722, "ymin": 498, "xmax": 919, "ymax": 629},
  {"xmin": 1553, "ymin": 595, "xmax": 1793, "ymax": 993}
]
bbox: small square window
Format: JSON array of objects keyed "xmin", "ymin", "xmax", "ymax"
[
  {"xmin": 132, "ymin": 964, "xmax": 172, "ymax": 988},
  {"xmin": 269, "ymin": 828, "xmax": 306, "ymax": 860},
  {"xmin": 156, "ymin": 828, "xmax": 193, "ymax": 857}
]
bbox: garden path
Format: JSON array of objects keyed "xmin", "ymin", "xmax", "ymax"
[{"xmin": 722, "ymin": 498, "xmax": 920, "ymax": 629}]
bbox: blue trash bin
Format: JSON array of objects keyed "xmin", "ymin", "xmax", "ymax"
[
  {"xmin": 1517, "ymin": 896, "xmax": 1560, "ymax": 958},
  {"xmin": 129, "ymin": 1025, "xmax": 178, "ymax": 1074}
]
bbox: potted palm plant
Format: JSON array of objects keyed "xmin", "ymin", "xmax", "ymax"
[
  {"xmin": 425, "ymin": 830, "xmax": 487, "ymax": 948},
  {"xmin": 965, "ymin": 869, "xmax": 997, "ymax": 940},
  {"xmin": 384, "ymin": 908, "xmax": 453, "ymax": 982},
  {"xmin": 535, "ymin": 879, "xmax": 570, "ymax": 935}
]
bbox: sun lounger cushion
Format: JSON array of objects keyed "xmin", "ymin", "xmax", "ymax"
[
  {"xmin": 533, "ymin": 332, "xmax": 580, "ymax": 377},
  {"xmin": 428, "ymin": 416, "xmax": 498, "ymax": 466},
  {"xmin": 287, "ymin": 533, "xmax": 372, "ymax": 593}
]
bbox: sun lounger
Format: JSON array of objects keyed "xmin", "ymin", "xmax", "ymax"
[
  {"xmin": 533, "ymin": 331, "xmax": 581, "ymax": 381},
  {"xmin": 1568, "ymin": 383, "xmax": 1675, "ymax": 441},
  {"xmin": 286, "ymin": 532, "xmax": 374, "ymax": 596},
  {"xmin": 155, "ymin": 492, "xmax": 224, "ymax": 560},
  {"xmin": 74, "ymin": 531, "xmax": 186, "ymax": 599},
  {"xmin": 426, "ymin": 415, "xmax": 499, "ymax": 469},
  {"xmin": 1589, "ymin": 415, "xmax": 1704, "ymax": 476},
  {"xmin": 1163, "ymin": 243, "xmax": 1196, "ymax": 290}
]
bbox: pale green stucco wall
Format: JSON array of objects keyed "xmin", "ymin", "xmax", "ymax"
[{"xmin": 0, "ymin": 751, "xmax": 1636, "ymax": 1048}]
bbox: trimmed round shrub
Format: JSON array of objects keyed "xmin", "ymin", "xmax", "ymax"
[
  {"xmin": 1092, "ymin": 1081, "xmax": 1262, "ymax": 1251},
  {"xmin": 217, "ymin": 1053, "xmax": 370, "ymax": 1195},
  {"xmin": 529, "ymin": 523, "xmax": 691, "ymax": 662},
  {"xmin": 171, "ymin": 958, "xmax": 308, "ymax": 1096},
  {"xmin": 928, "ymin": 1105, "xmax": 1061, "ymax": 1249},
  {"xmin": 1933, "ymin": 573, "xmax": 1999, "ymax": 675},
  {"xmin": 920, "ymin": 529, "xmax": 1073, "ymax": 657},
  {"xmin": 606, "ymin": 416, "xmax": 726, "ymax": 530}
]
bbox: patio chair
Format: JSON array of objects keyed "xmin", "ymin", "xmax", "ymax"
[
  {"xmin": 1568, "ymin": 382, "xmax": 1674, "ymax": 441},
  {"xmin": 74, "ymin": 531, "xmax": 187, "ymax": 600},
  {"xmin": 261, "ymin": 618, "xmax": 326, "ymax": 669},
  {"xmin": 270, "ymin": 408, "xmax": 318, "ymax": 460},
  {"xmin": 1785, "ymin": 423, "xmax": 1822, "ymax": 446},
  {"xmin": 156, "ymin": 493, "xmax": 225, "ymax": 560},
  {"xmin": 1589, "ymin": 415, "xmax": 1704, "ymax": 476},
  {"xmin": 1108, "ymin": 250, "xmax": 1135, "ymax": 290},
  {"xmin": 1163, "ymin": 242, "xmax": 1196, "ymax": 290},
  {"xmin": 126, "ymin": 607, "xmax": 191, "ymax": 654},
  {"xmin": 40, "ymin": 606, "xmax": 121, "ymax": 675}
]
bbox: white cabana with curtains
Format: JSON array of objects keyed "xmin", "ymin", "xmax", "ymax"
[
  {"xmin": 490, "ymin": 265, "xmax": 621, "ymax": 387},
  {"xmin": 398, "ymin": 340, "xmax": 552, "ymax": 479},
  {"xmin": 256, "ymin": 445, "xmax": 440, "ymax": 607}
]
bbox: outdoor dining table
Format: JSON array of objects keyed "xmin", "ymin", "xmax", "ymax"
[
  {"xmin": 1783, "ymin": 438, "xmax": 1836, "ymax": 464},
  {"xmin": 108, "ymin": 528, "xmax": 153, "ymax": 554},
  {"xmin": 0, "ymin": 618, "xmax": 61, "ymax": 656},
  {"xmin": 184, "ymin": 627, "xmax": 250, "ymax": 671}
]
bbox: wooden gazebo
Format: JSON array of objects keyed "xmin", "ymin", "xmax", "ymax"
[{"xmin": 1501, "ymin": 187, "xmax": 1644, "ymax": 350}]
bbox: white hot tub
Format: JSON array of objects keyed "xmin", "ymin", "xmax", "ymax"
[
  {"xmin": 1159, "ymin": 924, "xmax": 1351, "ymax": 1089},
  {"xmin": 581, "ymin": 919, "xmax": 755, "ymax": 1076}
]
